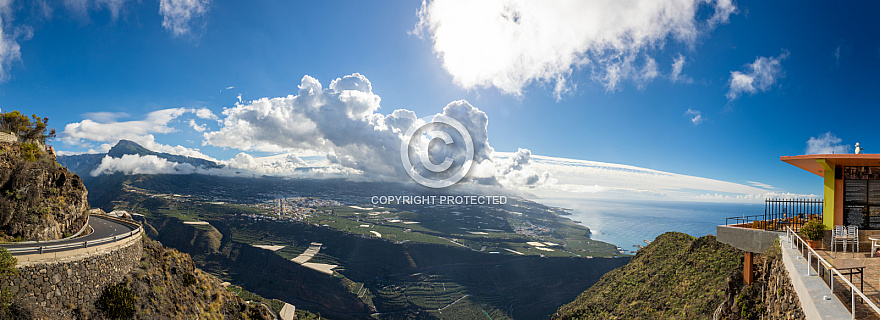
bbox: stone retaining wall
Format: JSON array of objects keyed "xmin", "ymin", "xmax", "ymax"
[{"xmin": 2, "ymin": 233, "xmax": 143, "ymax": 311}]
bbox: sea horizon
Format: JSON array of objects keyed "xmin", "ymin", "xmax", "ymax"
[{"xmin": 535, "ymin": 197, "xmax": 763, "ymax": 252}]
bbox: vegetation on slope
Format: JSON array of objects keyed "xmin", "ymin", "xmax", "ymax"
[
  {"xmin": 553, "ymin": 232, "xmax": 743, "ymax": 319},
  {"xmin": 0, "ymin": 112, "xmax": 88, "ymax": 241},
  {"xmin": 97, "ymin": 237, "xmax": 275, "ymax": 320},
  {"xmin": 0, "ymin": 247, "xmax": 16, "ymax": 315}
]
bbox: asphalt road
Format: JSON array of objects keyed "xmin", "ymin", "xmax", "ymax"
[{"xmin": 0, "ymin": 216, "xmax": 138, "ymax": 254}]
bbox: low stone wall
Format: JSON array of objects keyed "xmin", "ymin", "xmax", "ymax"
[
  {"xmin": 0, "ymin": 131, "xmax": 17, "ymax": 143},
  {"xmin": 2, "ymin": 234, "xmax": 143, "ymax": 311}
]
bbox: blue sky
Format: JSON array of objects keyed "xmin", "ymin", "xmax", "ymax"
[{"xmin": 1, "ymin": 0, "xmax": 876, "ymax": 198}]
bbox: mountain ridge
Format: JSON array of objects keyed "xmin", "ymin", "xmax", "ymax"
[
  {"xmin": 57, "ymin": 140, "xmax": 222, "ymax": 181},
  {"xmin": 107, "ymin": 140, "xmax": 221, "ymax": 169}
]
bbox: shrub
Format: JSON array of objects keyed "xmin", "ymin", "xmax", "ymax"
[
  {"xmin": 97, "ymin": 283, "xmax": 136, "ymax": 320},
  {"xmin": 20, "ymin": 143, "xmax": 39, "ymax": 162},
  {"xmin": 800, "ymin": 219, "xmax": 825, "ymax": 241},
  {"xmin": 0, "ymin": 247, "xmax": 17, "ymax": 308},
  {"xmin": 182, "ymin": 273, "xmax": 197, "ymax": 286}
]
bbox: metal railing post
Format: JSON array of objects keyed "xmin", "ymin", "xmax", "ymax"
[{"xmin": 808, "ymin": 251, "xmax": 812, "ymax": 276}]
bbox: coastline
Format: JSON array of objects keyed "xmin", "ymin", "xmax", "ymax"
[{"xmin": 528, "ymin": 196, "xmax": 762, "ymax": 252}]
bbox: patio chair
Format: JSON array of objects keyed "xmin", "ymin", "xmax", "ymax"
[
  {"xmin": 847, "ymin": 225, "xmax": 860, "ymax": 253},
  {"xmin": 832, "ymin": 225, "xmax": 849, "ymax": 257},
  {"xmin": 871, "ymin": 236, "xmax": 880, "ymax": 257}
]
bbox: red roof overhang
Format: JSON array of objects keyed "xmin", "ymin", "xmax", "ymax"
[{"xmin": 781, "ymin": 154, "xmax": 880, "ymax": 177}]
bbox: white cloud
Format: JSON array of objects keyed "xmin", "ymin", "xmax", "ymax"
[
  {"xmin": 188, "ymin": 119, "xmax": 206, "ymax": 132},
  {"xmin": 204, "ymin": 73, "xmax": 551, "ymax": 187},
  {"xmin": 91, "ymin": 154, "xmax": 197, "ymax": 176},
  {"xmin": 0, "ymin": 0, "xmax": 23, "ymax": 81},
  {"xmin": 88, "ymin": 151, "xmax": 356, "ymax": 178},
  {"xmin": 670, "ymin": 53, "xmax": 690, "ymax": 83},
  {"xmin": 745, "ymin": 181, "xmax": 776, "ymax": 190},
  {"xmin": 707, "ymin": 0, "xmax": 736, "ymax": 26},
  {"xmin": 522, "ymin": 154, "xmax": 813, "ymax": 203},
  {"xmin": 63, "ymin": 107, "xmax": 188, "ymax": 141},
  {"xmin": 684, "ymin": 108, "xmax": 703, "ymax": 125},
  {"xmin": 81, "ymin": 111, "xmax": 129, "ymax": 123},
  {"xmin": 159, "ymin": 0, "xmax": 210, "ymax": 37},
  {"xmin": 493, "ymin": 148, "xmax": 554, "ymax": 188},
  {"xmin": 54, "ymin": 149, "xmax": 102, "ymax": 156},
  {"xmin": 194, "ymin": 107, "xmax": 217, "ymax": 120},
  {"xmin": 806, "ymin": 132, "xmax": 847, "ymax": 155},
  {"xmin": 636, "ymin": 56, "xmax": 659, "ymax": 89},
  {"xmin": 413, "ymin": 0, "xmax": 735, "ymax": 98},
  {"xmin": 205, "ymin": 74, "xmax": 436, "ymax": 179},
  {"xmin": 221, "ymin": 152, "xmax": 310, "ymax": 175},
  {"xmin": 726, "ymin": 51, "xmax": 789, "ymax": 101}
]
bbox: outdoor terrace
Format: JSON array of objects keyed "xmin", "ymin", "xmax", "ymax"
[
  {"xmin": 720, "ymin": 199, "xmax": 880, "ymax": 319},
  {"xmin": 812, "ymin": 242, "xmax": 880, "ymax": 319}
]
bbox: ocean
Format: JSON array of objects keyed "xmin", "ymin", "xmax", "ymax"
[{"xmin": 536, "ymin": 197, "xmax": 763, "ymax": 252}]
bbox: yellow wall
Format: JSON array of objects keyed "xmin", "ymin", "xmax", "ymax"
[{"xmin": 817, "ymin": 159, "xmax": 834, "ymax": 229}]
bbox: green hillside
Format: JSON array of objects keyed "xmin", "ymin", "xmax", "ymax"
[{"xmin": 553, "ymin": 232, "xmax": 743, "ymax": 319}]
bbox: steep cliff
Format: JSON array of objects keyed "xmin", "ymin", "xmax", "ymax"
[
  {"xmin": 717, "ymin": 241, "xmax": 804, "ymax": 320},
  {"xmin": 553, "ymin": 232, "xmax": 744, "ymax": 319},
  {"xmin": 553, "ymin": 232, "xmax": 808, "ymax": 320},
  {"xmin": 0, "ymin": 142, "xmax": 88, "ymax": 241},
  {"xmin": 110, "ymin": 238, "xmax": 275, "ymax": 320}
]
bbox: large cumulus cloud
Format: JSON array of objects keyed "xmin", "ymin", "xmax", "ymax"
[
  {"xmin": 413, "ymin": 0, "xmax": 736, "ymax": 98},
  {"xmin": 91, "ymin": 154, "xmax": 198, "ymax": 176},
  {"xmin": 203, "ymin": 73, "xmax": 546, "ymax": 189}
]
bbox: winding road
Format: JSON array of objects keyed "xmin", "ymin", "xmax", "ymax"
[{"xmin": 0, "ymin": 215, "xmax": 140, "ymax": 255}]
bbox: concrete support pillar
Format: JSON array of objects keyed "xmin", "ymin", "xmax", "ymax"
[{"xmin": 744, "ymin": 252, "xmax": 754, "ymax": 285}]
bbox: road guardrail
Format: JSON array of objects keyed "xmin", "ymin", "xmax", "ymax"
[{"xmin": 0, "ymin": 215, "xmax": 142, "ymax": 256}]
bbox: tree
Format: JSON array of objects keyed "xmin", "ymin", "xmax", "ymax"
[{"xmin": 0, "ymin": 111, "xmax": 56, "ymax": 144}]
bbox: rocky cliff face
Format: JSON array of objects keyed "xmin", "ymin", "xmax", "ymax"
[
  {"xmin": 0, "ymin": 142, "xmax": 88, "ymax": 241},
  {"xmin": 718, "ymin": 242, "xmax": 804, "ymax": 320}
]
